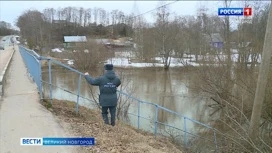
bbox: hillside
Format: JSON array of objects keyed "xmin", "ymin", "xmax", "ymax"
[{"xmin": 43, "ymin": 100, "xmax": 183, "ymax": 153}]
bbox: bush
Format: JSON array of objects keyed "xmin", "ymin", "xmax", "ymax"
[{"xmin": 72, "ymin": 40, "xmax": 111, "ymax": 71}]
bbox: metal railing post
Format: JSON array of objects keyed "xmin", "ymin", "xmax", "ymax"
[
  {"xmin": 48, "ymin": 59, "xmax": 52, "ymax": 104},
  {"xmin": 154, "ymin": 104, "xmax": 158, "ymax": 137},
  {"xmin": 213, "ymin": 129, "xmax": 218, "ymax": 153},
  {"xmin": 137, "ymin": 101, "xmax": 140, "ymax": 129},
  {"xmin": 38, "ymin": 59, "xmax": 43, "ymax": 100},
  {"xmin": 40, "ymin": 62, "xmax": 43, "ymax": 100},
  {"xmin": 76, "ymin": 74, "xmax": 82, "ymax": 113},
  {"xmin": 184, "ymin": 117, "xmax": 188, "ymax": 147}
]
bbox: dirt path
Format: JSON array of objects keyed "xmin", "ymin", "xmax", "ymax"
[{"xmin": 0, "ymin": 46, "xmax": 77, "ymax": 153}]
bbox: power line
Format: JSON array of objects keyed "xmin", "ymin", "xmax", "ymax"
[{"xmin": 131, "ymin": 0, "xmax": 180, "ymax": 19}]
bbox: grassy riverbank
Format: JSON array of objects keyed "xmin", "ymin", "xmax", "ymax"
[{"xmin": 42, "ymin": 99, "xmax": 183, "ymax": 153}]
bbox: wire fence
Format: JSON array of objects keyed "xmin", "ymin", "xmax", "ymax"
[{"xmin": 19, "ymin": 46, "xmax": 219, "ymax": 152}]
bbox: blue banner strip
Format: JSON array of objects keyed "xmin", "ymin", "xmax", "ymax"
[
  {"xmin": 218, "ymin": 8, "xmax": 244, "ymax": 16},
  {"xmin": 43, "ymin": 137, "xmax": 95, "ymax": 146}
]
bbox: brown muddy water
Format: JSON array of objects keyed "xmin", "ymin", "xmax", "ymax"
[{"xmin": 42, "ymin": 67, "xmax": 215, "ymax": 138}]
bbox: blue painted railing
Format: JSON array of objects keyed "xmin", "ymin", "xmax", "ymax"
[{"xmin": 19, "ymin": 46, "xmax": 219, "ymax": 152}]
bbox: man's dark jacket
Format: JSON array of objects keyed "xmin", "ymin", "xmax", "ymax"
[{"xmin": 85, "ymin": 70, "xmax": 121, "ymax": 107}]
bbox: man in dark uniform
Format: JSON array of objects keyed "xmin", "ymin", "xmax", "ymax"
[{"xmin": 84, "ymin": 64, "xmax": 121, "ymax": 126}]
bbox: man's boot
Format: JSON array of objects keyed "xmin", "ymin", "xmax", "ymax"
[
  {"xmin": 102, "ymin": 113, "xmax": 109, "ymax": 124},
  {"xmin": 102, "ymin": 107, "xmax": 109, "ymax": 124},
  {"xmin": 109, "ymin": 106, "xmax": 116, "ymax": 126}
]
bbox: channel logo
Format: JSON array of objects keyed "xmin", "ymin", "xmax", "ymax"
[
  {"xmin": 218, "ymin": 8, "xmax": 252, "ymax": 16},
  {"xmin": 21, "ymin": 137, "xmax": 95, "ymax": 146},
  {"xmin": 21, "ymin": 138, "xmax": 43, "ymax": 146}
]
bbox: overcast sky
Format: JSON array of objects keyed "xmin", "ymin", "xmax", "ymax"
[
  {"xmin": 0, "ymin": 1, "xmax": 220, "ymax": 26},
  {"xmin": 0, "ymin": 1, "xmax": 259, "ymax": 29}
]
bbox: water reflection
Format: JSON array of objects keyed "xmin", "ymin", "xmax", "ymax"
[
  {"xmin": 42, "ymin": 68, "xmax": 212, "ymax": 134},
  {"xmin": 157, "ymin": 71, "xmax": 176, "ymax": 128}
]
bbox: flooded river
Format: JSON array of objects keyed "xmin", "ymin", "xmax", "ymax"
[{"xmin": 42, "ymin": 67, "xmax": 214, "ymax": 137}]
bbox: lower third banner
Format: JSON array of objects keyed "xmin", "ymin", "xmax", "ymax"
[{"xmin": 43, "ymin": 137, "xmax": 95, "ymax": 146}]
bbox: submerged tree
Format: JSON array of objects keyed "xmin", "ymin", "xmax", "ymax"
[{"xmin": 154, "ymin": 3, "xmax": 183, "ymax": 70}]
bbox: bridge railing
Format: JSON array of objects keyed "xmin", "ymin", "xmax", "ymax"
[
  {"xmin": 19, "ymin": 46, "xmax": 42, "ymax": 100},
  {"xmin": 19, "ymin": 46, "xmax": 219, "ymax": 152}
]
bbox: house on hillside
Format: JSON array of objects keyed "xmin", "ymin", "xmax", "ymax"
[
  {"xmin": 204, "ymin": 33, "xmax": 224, "ymax": 50},
  {"xmin": 90, "ymin": 37, "xmax": 133, "ymax": 48},
  {"xmin": 93, "ymin": 39, "xmax": 111, "ymax": 45},
  {"xmin": 53, "ymin": 20, "xmax": 66, "ymax": 25},
  {"xmin": 106, "ymin": 23, "xmax": 133, "ymax": 37},
  {"xmin": 53, "ymin": 20, "xmax": 74, "ymax": 27},
  {"xmin": 63, "ymin": 36, "xmax": 87, "ymax": 48}
]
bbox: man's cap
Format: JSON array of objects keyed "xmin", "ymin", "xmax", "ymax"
[{"xmin": 104, "ymin": 64, "xmax": 113, "ymax": 70}]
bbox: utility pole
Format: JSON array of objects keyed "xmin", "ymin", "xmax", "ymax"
[{"xmin": 249, "ymin": 4, "xmax": 272, "ymax": 140}]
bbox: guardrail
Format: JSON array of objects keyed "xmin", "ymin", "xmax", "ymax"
[
  {"xmin": 0, "ymin": 46, "xmax": 16, "ymax": 96},
  {"xmin": 19, "ymin": 46, "xmax": 219, "ymax": 152}
]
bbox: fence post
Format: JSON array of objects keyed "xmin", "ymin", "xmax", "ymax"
[
  {"xmin": 213, "ymin": 129, "xmax": 218, "ymax": 153},
  {"xmin": 137, "ymin": 101, "xmax": 140, "ymax": 129},
  {"xmin": 38, "ymin": 59, "xmax": 43, "ymax": 100},
  {"xmin": 48, "ymin": 59, "xmax": 52, "ymax": 104},
  {"xmin": 76, "ymin": 74, "xmax": 82, "ymax": 113},
  {"xmin": 154, "ymin": 104, "xmax": 158, "ymax": 137},
  {"xmin": 184, "ymin": 117, "xmax": 188, "ymax": 147}
]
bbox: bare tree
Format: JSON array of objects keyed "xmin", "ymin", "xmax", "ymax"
[
  {"xmin": 117, "ymin": 11, "xmax": 125, "ymax": 24},
  {"xmin": 110, "ymin": 10, "xmax": 119, "ymax": 36},
  {"xmin": 99, "ymin": 8, "xmax": 106, "ymax": 26},
  {"xmin": 132, "ymin": 10, "xmax": 145, "ymax": 60},
  {"xmin": 106, "ymin": 11, "xmax": 110, "ymax": 26},
  {"xmin": 185, "ymin": 15, "xmax": 202, "ymax": 62},
  {"xmin": 153, "ymin": 4, "xmax": 181, "ymax": 69},
  {"xmin": 57, "ymin": 8, "xmax": 62, "ymax": 20},
  {"xmin": 79, "ymin": 7, "xmax": 84, "ymax": 26},
  {"xmin": 111, "ymin": 10, "xmax": 116, "ymax": 25},
  {"xmin": 0, "ymin": 21, "xmax": 18, "ymax": 35},
  {"xmin": 17, "ymin": 10, "xmax": 47, "ymax": 50},
  {"xmin": 172, "ymin": 16, "xmax": 188, "ymax": 59},
  {"xmin": 93, "ymin": 7, "xmax": 98, "ymax": 24},
  {"xmin": 86, "ymin": 8, "xmax": 92, "ymax": 25},
  {"xmin": 125, "ymin": 14, "xmax": 134, "ymax": 28},
  {"xmin": 72, "ymin": 40, "xmax": 110, "ymax": 71},
  {"xmin": 63, "ymin": 7, "xmax": 72, "ymax": 23},
  {"xmin": 71, "ymin": 7, "xmax": 79, "ymax": 26},
  {"xmin": 83, "ymin": 9, "xmax": 88, "ymax": 27},
  {"xmin": 188, "ymin": 2, "xmax": 272, "ymax": 152}
]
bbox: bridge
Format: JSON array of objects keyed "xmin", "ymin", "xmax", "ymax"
[
  {"xmin": 0, "ymin": 36, "xmax": 219, "ymax": 152},
  {"xmin": 0, "ymin": 36, "xmax": 78, "ymax": 153}
]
